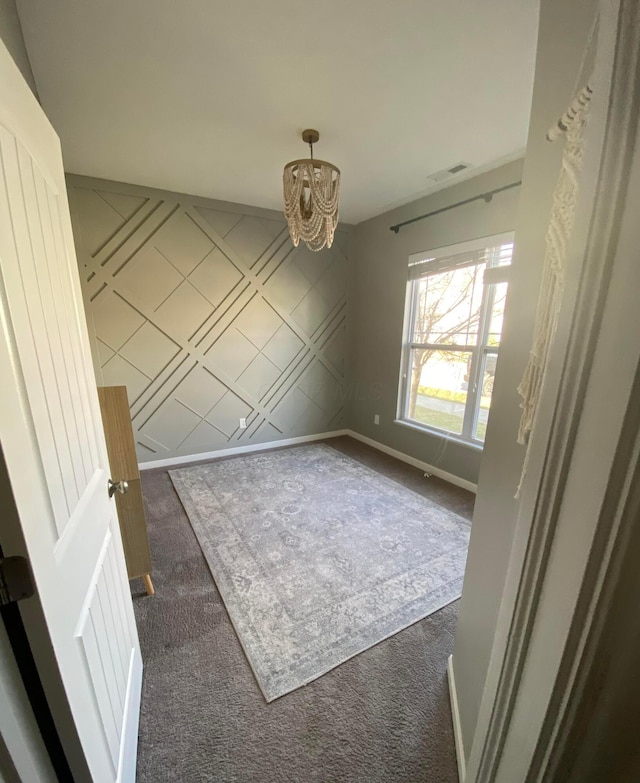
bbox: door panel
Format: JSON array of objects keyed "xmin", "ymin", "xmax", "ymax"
[{"xmin": 0, "ymin": 39, "xmax": 141, "ymax": 783}]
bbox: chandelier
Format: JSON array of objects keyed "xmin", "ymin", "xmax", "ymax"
[{"xmin": 283, "ymin": 129, "xmax": 340, "ymax": 252}]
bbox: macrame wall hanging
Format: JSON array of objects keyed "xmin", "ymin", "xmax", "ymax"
[{"xmin": 516, "ymin": 25, "xmax": 598, "ymax": 496}]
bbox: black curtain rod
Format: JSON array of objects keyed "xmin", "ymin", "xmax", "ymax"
[{"xmin": 389, "ymin": 180, "xmax": 522, "ymax": 234}]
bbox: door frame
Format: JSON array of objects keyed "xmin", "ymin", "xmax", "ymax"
[
  {"xmin": 0, "ymin": 602, "xmax": 57, "ymax": 783},
  {"xmin": 464, "ymin": 1, "xmax": 640, "ymax": 780}
]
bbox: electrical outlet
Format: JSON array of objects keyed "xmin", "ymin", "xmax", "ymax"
[
  {"xmin": 239, "ymin": 417, "xmax": 247, "ymax": 429},
  {"xmin": 374, "ymin": 414, "xmax": 380, "ymax": 425}
]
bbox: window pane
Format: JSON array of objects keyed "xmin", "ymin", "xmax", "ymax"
[
  {"xmin": 474, "ymin": 352, "xmax": 498, "ymax": 441},
  {"xmin": 406, "ymin": 348, "xmax": 471, "ymax": 436},
  {"xmin": 411, "ymin": 264, "xmax": 485, "ymax": 347},
  {"xmin": 487, "ymin": 242, "xmax": 514, "ymax": 267},
  {"xmin": 486, "ymin": 282, "xmax": 508, "ymax": 347}
]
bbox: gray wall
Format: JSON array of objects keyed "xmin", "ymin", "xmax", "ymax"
[
  {"xmin": 0, "ymin": 0, "xmax": 37, "ymax": 97},
  {"xmin": 68, "ymin": 176, "xmax": 349, "ymax": 463},
  {"xmin": 348, "ymin": 159, "xmax": 523, "ymax": 485},
  {"xmin": 451, "ymin": 0, "xmax": 598, "ymax": 758}
]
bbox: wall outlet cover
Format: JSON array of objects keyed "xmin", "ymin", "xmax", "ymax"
[
  {"xmin": 239, "ymin": 417, "xmax": 247, "ymax": 429},
  {"xmin": 374, "ymin": 414, "xmax": 380, "ymax": 425}
]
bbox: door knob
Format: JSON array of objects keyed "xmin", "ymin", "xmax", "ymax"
[{"xmin": 108, "ymin": 479, "xmax": 129, "ymax": 498}]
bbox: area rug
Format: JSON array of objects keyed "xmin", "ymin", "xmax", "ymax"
[{"xmin": 169, "ymin": 443, "xmax": 470, "ymax": 702}]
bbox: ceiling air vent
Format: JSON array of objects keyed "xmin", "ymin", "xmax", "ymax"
[{"xmin": 427, "ymin": 162, "xmax": 473, "ymax": 183}]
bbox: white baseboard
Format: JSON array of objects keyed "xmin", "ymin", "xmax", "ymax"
[
  {"xmin": 448, "ymin": 655, "xmax": 466, "ymax": 783},
  {"xmin": 138, "ymin": 429, "xmax": 349, "ymax": 470},
  {"xmin": 138, "ymin": 427, "xmax": 477, "ymax": 493},
  {"xmin": 345, "ymin": 430, "xmax": 478, "ymax": 494}
]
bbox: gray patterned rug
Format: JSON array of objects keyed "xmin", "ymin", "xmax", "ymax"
[{"xmin": 169, "ymin": 443, "xmax": 470, "ymax": 702}]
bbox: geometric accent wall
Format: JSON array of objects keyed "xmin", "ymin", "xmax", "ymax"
[{"xmin": 68, "ymin": 176, "xmax": 348, "ymax": 463}]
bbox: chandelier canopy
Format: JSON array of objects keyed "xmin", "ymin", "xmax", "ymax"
[{"xmin": 283, "ymin": 129, "xmax": 340, "ymax": 252}]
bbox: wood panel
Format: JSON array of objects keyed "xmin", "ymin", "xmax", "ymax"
[
  {"xmin": 98, "ymin": 386, "xmax": 152, "ymax": 583},
  {"xmin": 97, "ymin": 386, "xmax": 139, "ymax": 481},
  {"xmin": 114, "ymin": 479, "xmax": 151, "ymax": 579}
]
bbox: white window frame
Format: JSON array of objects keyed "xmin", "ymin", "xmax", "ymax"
[{"xmin": 395, "ymin": 232, "xmax": 514, "ymax": 447}]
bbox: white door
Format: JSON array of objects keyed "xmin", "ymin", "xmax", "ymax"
[{"xmin": 0, "ymin": 37, "xmax": 142, "ymax": 783}]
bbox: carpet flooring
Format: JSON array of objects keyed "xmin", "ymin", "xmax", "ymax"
[{"xmin": 133, "ymin": 436, "xmax": 475, "ymax": 783}]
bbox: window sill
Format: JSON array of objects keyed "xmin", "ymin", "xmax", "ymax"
[{"xmin": 393, "ymin": 418, "xmax": 485, "ymax": 452}]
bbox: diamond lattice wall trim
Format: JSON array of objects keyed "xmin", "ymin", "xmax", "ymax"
[{"xmin": 68, "ymin": 176, "xmax": 350, "ymax": 464}]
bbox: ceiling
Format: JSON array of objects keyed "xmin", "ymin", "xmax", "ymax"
[{"xmin": 17, "ymin": 0, "xmax": 539, "ymax": 224}]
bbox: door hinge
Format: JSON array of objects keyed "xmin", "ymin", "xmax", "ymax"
[{"xmin": 0, "ymin": 556, "xmax": 35, "ymax": 607}]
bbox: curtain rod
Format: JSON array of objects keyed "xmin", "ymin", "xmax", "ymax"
[{"xmin": 389, "ymin": 180, "xmax": 522, "ymax": 234}]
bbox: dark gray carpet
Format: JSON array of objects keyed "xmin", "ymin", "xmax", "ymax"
[{"xmin": 133, "ymin": 436, "xmax": 475, "ymax": 783}]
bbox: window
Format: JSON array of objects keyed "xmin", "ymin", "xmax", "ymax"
[{"xmin": 397, "ymin": 233, "xmax": 513, "ymax": 445}]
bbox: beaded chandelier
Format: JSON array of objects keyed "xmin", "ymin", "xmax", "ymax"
[{"xmin": 283, "ymin": 129, "xmax": 340, "ymax": 252}]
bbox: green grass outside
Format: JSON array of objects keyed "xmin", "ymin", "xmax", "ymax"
[
  {"xmin": 413, "ymin": 403, "xmax": 487, "ymax": 441},
  {"xmin": 418, "ymin": 385, "xmax": 466, "ymax": 404},
  {"xmin": 418, "ymin": 385, "xmax": 490, "ymax": 410}
]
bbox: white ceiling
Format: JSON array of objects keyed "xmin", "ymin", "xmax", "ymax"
[{"xmin": 17, "ymin": 0, "xmax": 539, "ymax": 224}]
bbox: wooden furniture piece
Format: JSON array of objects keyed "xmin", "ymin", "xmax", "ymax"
[{"xmin": 97, "ymin": 385, "xmax": 154, "ymax": 596}]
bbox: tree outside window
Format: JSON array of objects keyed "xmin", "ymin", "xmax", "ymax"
[{"xmin": 398, "ymin": 235, "xmax": 513, "ymax": 444}]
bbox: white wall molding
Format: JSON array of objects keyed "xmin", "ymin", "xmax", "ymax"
[
  {"xmin": 68, "ymin": 175, "xmax": 350, "ymax": 466},
  {"xmin": 138, "ymin": 429, "xmax": 349, "ymax": 470},
  {"xmin": 345, "ymin": 430, "xmax": 478, "ymax": 493},
  {"xmin": 448, "ymin": 655, "xmax": 467, "ymax": 783}
]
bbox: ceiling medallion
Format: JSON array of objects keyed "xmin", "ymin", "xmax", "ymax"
[{"xmin": 283, "ymin": 129, "xmax": 340, "ymax": 252}]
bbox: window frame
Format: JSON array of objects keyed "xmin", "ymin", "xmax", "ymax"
[{"xmin": 396, "ymin": 232, "xmax": 514, "ymax": 447}]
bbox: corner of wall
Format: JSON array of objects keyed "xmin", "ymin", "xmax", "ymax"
[{"xmin": 347, "ymin": 160, "xmax": 524, "ymax": 487}]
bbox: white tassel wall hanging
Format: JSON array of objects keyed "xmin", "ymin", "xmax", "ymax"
[{"xmin": 516, "ymin": 81, "xmax": 594, "ymax": 496}]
